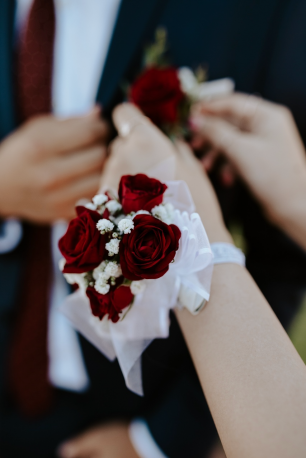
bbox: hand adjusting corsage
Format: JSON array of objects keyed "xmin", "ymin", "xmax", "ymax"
[{"xmin": 58, "ymin": 174, "xmax": 243, "ymax": 395}]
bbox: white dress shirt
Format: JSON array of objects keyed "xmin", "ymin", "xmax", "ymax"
[{"xmin": 0, "ymin": 1, "xmax": 167, "ymax": 457}]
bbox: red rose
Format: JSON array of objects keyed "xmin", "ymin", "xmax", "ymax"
[
  {"xmin": 119, "ymin": 214, "xmax": 181, "ymax": 280},
  {"xmin": 59, "ymin": 206, "xmax": 106, "ymax": 274},
  {"xmin": 119, "ymin": 174, "xmax": 167, "ymax": 214},
  {"xmin": 86, "ymin": 285, "xmax": 134, "ymax": 323},
  {"xmin": 130, "ymin": 67, "xmax": 184, "ymax": 126}
]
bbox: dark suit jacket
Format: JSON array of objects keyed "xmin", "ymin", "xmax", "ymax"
[{"xmin": 1, "ymin": 0, "xmax": 306, "ymax": 457}]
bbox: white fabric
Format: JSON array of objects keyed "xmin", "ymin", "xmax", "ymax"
[
  {"xmin": 129, "ymin": 419, "xmax": 168, "ymax": 458},
  {"xmin": 60, "ymin": 181, "xmax": 214, "ymax": 395},
  {"xmin": 211, "ymin": 242, "xmax": 246, "ymax": 266},
  {"xmin": 52, "ymin": 0, "xmax": 121, "ymax": 117}
]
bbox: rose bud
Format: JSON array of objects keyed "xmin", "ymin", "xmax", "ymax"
[
  {"xmin": 119, "ymin": 214, "xmax": 181, "ymax": 280},
  {"xmin": 59, "ymin": 206, "xmax": 106, "ymax": 274},
  {"xmin": 130, "ymin": 67, "xmax": 184, "ymax": 126},
  {"xmin": 86, "ymin": 285, "xmax": 134, "ymax": 323},
  {"xmin": 119, "ymin": 174, "xmax": 167, "ymax": 214}
]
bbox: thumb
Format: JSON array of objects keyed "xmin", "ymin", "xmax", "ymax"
[
  {"xmin": 190, "ymin": 114, "xmax": 250, "ymax": 162},
  {"xmin": 112, "ymin": 102, "xmax": 151, "ymax": 137}
]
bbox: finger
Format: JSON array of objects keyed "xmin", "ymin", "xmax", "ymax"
[
  {"xmin": 112, "ymin": 102, "xmax": 151, "ymax": 137},
  {"xmin": 201, "ymin": 148, "xmax": 220, "ymax": 172},
  {"xmin": 188, "ymin": 115, "xmax": 251, "ymax": 161},
  {"xmin": 26, "ymin": 115, "xmax": 110, "ymax": 157},
  {"xmin": 193, "ymin": 93, "xmax": 263, "ymax": 130},
  {"xmin": 189, "ymin": 130, "xmax": 209, "ymax": 150},
  {"xmin": 57, "ymin": 437, "xmax": 94, "ymax": 458},
  {"xmin": 219, "ymin": 161, "xmax": 236, "ymax": 187},
  {"xmin": 48, "ymin": 145, "xmax": 107, "ymax": 188},
  {"xmin": 51, "ymin": 173, "xmax": 102, "ymax": 216},
  {"xmin": 85, "ymin": 104, "xmax": 102, "ymax": 118},
  {"xmin": 57, "ymin": 427, "xmax": 104, "ymax": 458}
]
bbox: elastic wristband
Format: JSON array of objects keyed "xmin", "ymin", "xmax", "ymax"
[{"xmin": 211, "ymin": 242, "xmax": 245, "ymax": 266}]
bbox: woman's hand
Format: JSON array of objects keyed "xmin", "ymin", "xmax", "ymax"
[
  {"xmin": 101, "ymin": 103, "xmax": 176, "ymax": 190},
  {"xmin": 190, "ymin": 93, "xmax": 306, "ymax": 249},
  {"xmin": 103, "ymin": 103, "xmax": 231, "ymax": 244}
]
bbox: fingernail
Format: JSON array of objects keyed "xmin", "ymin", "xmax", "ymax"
[
  {"xmin": 189, "ymin": 116, "xmax": 204, "ymax": 130},
  {"xmin": 221, "ymin": 170, "xmax": 235, "ymax": 187},
  {"xmin": 189, "ymin": 116, "xmax": 206, "ymax": 131}
]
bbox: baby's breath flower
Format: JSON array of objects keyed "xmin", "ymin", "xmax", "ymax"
[
  {"xmin": 118, "ymin": 218, "xmax": 134, "ymax": 234},
  {"xmin": 105, "ymin": 238, "xmax": 120, "ymax": 256},
  {"xmin": 105, "ymin": 261, "xmax": 122, "ymax": 278},
  {"xmin": 152, "ymin": 203, "xmax": 174, "ymax": 224},
  {"xmin": 152, "ymin": 204, "xmax": 167, "ymax": 221},
  {"xmin": 93, "ymin": 194, "xmax": 108, "ymax": 206},
  {"xmin": 94, "ymin": 281, "xmax": 110, "ymax": 295},
  {"xmin": 98, "ymin": 271, "xmax": 111, "ymax": 283},
  {"xmin": 63, "ymin": 272, "xmax": 87, "ymax": 291},
  {"xmin": 105, "ymin": 200, "xmax": 122, "ymax": 214},
  {"xmin": 131, "ymin": 280, "xmax": 146, "ymax": 295},
  {"xmin": 96, "ymin": 218, "xmax": 114, "ymax": 234},
  {"xmin": 164, "ymin": 203, "xmax": 175, "ymax": 223},
  {"xmin": 93, "ymin": 261, "xmax": 107, "ymax": 280}
]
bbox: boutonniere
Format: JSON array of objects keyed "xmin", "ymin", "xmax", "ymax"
[{"xmin": 129, "ymin": 28, "xmax": 234, "ymax": 139}]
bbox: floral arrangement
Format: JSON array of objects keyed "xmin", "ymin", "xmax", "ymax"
[
  {"xmin": 129, "ymin": 28, "xmax": 205, "ymax": 137},
  {"xmin": 59, "ymin": 174, "xmax": 214, "ymax": 394},
  {"xmin": 59, "ymin": 174, "xmax": 181, "ymax": 323},
  {"xmin": 129, "ymin": 28, "xmax": 234, "ymax": 138}
]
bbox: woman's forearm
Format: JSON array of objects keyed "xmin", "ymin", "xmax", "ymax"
[
  {"xmin": 270, "ymin": 177, "xmax": 306, "ymax": 252},
  {"xmin": 177, "ymin": 263, "xmax": 306, "ymax": 458}
]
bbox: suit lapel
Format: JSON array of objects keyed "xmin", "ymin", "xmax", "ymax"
[
  {"xmin": 96, "ymin": 0, "xmax": 165, "ymax": 111},
  {"xmin": 0, "ymin": 0, "xmax": 17, "ymax": 138}
]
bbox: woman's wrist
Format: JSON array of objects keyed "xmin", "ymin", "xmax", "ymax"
[{"xmin": 207, "ymin": 226, "xmax": 233, "ymax": 245}]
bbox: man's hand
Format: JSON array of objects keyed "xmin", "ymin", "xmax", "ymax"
[
  {"xmin": 0, "ymin": 110, "xmax": 109, "ymax": 222},
  {"xmin": 57, "ymin": 422, "xmax": 140, "ymax": 458}
]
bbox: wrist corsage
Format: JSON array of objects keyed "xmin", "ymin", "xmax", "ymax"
[{"xmin": 59, "ymin": 174, "xmax": 213, "ymax": 394}]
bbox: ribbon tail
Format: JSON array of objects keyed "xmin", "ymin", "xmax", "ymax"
[
  {"xmin": 110, "ymin": 323, "xmax": 153, "ymax": 396},
  {"xmin": 59, "ymin": 290, "xmax": 116, "ymax": 361}
]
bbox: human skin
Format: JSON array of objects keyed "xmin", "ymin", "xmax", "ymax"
[
  {"xmin": 58, "ymin": 423, "xmax": 140, "ymax": 458},
  {"xmin": 190, "ymin": 93, "xmax": 306, "ymax": 251},
  {"xmin": 0, "ymin": 107, "xmax": 109, "ymax": 223},
  {"xmin": 60, "ymin": 103, "xmax": 306, "ymax": 458}
]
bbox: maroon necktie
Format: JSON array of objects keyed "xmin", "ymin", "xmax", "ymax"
[{"xmin": 9, "ymin": 0, "xmax": 55, "ymax": 417}]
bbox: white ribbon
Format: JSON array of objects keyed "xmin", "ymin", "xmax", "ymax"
[{"xmin": 59, "ymin": 181, "xmax": 213, "ymax": 395}]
